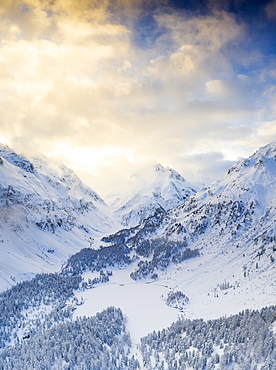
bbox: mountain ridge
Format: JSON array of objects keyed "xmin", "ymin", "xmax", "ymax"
[
  {"xmin": 100, "ymin": 141, "xmax": 276, "ymax": 315},
  {"xmin": 0, "ymin": 144, "xmax": 121, "ymax": 291}
]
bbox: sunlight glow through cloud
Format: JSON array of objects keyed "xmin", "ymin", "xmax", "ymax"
[{"xmin": 0, "ymin": 0, "xmax": 275, "ymax": 196}]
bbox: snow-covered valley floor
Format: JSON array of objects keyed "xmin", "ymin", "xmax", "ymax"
[
  {"xmin": 73, "ymin": 249, "xmax": 276, "ymax": 352},
  {"xmin": 73, "ymin": 268, "xmax": 180, "ymax": 346}
]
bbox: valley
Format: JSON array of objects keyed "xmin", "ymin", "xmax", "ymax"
[{"xmin": 0, "ymin": 141, "xmax": 275, "ymax": 369}]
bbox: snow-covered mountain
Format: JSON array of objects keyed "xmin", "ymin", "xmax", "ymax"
[
  {"xmin": 0, "ymin": 142, "xmax": 275, "ymax": 369},
  {"xmin": 102, "ymin": 141, "xmax": 276, "ymax": 316},
  {"xmin": 108, "ymin": 164, "xmax": 198, "ymax": 227},
  {"xmin": 0, "ymin": 144, "xmax": 121, "ymax": 291}
]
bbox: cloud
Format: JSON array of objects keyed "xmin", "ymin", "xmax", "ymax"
[
  {"xmin": 0, "ymin": 1, "xmax": 275, "ymax": 195},
  {"xmin": 181, "ymin": 151, "xmax": 236, "ymax": 183},
  {"xmin": 265, "ymin": 0, "xmax": 276, "ymax": 19},
  {"xmin": 156, "ymin": 9, "xmax": 243, "ymax": 50}
]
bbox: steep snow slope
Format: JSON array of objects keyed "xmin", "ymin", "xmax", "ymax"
[
  {"xmin": 0, "ymin": 145, "xmax": 121, "ymax": 291},
  {"xmin": 108, "ymin": 164, "xmax": 198, "ymax": 227},
  {"xmin": 100, "ymin": 141, "xmax": 276, "ymax": 323}
]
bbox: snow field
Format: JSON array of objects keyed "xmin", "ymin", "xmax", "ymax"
[{"xmin": 73, "ymin": 268, "xmax": 179, "ymax": 346}]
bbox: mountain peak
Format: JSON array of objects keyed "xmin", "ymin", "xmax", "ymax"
[
  {"xmin": 109, "ymin": 164, "xmax": 197, "ymax": 227},
  {"xmin": 154, "ymin": 164, "xmax": 186, "ymax": 181},
  {"xmin": 251, "ymin": 140, "xmax": 276, "ymax": 163},
  {"xmin": 226, "ymin": 141, "xmax": 276, "ymax": 179},
  {"xmin": 0, "ymin": 144, "xmax": 35, "ymax": 174},
  {"xmin": 0, "ymin": 143, "xmax": 10, "ymax": 151},
  {"xmin": 154, "ymin": 164, "xmax": 166, "ymax": 172}
]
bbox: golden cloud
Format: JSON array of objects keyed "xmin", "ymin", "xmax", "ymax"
[{"xmin": 0, "ymin": 1, "xmax": 274, "ymax": 193}]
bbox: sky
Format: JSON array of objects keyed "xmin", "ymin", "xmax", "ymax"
[{"xmin": 0, "ymin": 0, "xmax": 275, "ymax": 196}]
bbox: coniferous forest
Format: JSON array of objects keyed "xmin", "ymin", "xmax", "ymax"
[{"xmin": 0, "ymin": 246, "xmax": 275, "ymax": 369}]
